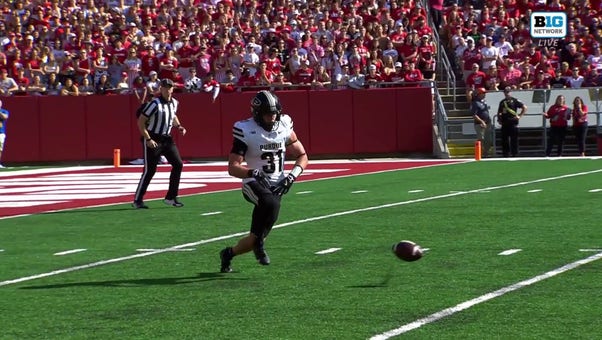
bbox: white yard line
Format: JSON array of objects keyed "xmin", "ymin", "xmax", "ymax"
[
  {"xmin": 1, "ymin": 168, "xmax": 601, "ymax": 288},
  {"xmin": 369, "ymin": 251, "xmax": 602, "ymax": 340},
  {"xmin": 315, "ymin": 248, "xmax": 341, "ymax": 255},
  {"xmin": 53, "ymin": 249, "xmax": 87, "ymax": 256},
  {"xmin": 201, "ymin": 211, "xmax": 222, "ymax": 216},
  {"xmin": 498, "ymin": 249, "xmax": 522, "ymax": 256}
]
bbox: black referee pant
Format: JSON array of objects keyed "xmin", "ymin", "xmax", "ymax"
[{"xmin": 134, "ymin": 134, "xmax": 183, "ymax": 203}]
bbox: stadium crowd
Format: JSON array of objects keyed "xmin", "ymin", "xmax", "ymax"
[
  {"xmin": 445, "ymin": 0, "xmax": 602, "ymax": 101},
  {"xmin": 0, "ymin": 0, "xmax": 438, "ymax": 101}
]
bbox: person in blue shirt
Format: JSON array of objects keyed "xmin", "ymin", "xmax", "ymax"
[{"xmin": 0, "ymin": 100, "xmax": 8, "ymax": 168}]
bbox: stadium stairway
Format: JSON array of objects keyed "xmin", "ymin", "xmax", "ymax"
[{"xmin": 436, "ymin": 77, "xmax": 476, "ymax": 158}]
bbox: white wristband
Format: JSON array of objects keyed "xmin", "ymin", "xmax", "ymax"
[{"xmin": 290, "ymin": 165, "xmax": 303, "ymax": 179}]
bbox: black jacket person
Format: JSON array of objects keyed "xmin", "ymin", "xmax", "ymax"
[{"xmin": 496, "ymin": 87, "xmax": 527, "ymax": 157}]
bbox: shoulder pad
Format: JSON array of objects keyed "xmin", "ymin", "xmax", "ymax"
[{"xmin": 280, "ymin": 114, "xmax": 294, "ymax": 130}]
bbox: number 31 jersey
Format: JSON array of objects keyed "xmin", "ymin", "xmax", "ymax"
[{"xmin": 232, "ymin": 114, "xmax": 294, "ymax": 184}]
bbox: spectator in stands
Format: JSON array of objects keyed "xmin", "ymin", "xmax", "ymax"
[
  {"xmin": 583, "ymin": 68, "xmax": 602, "ymax": 87},
  {"xmin": 284, "ymin": 47, "xmax": 304, "ymax": 79},
  {"xmin": 517, "ymin": 63, "xmax": 534, "ymax": 89},
  {"xmin": 404, "ymin": 60, "xmax": 424, "ymax": 83},
  {"xmin": 365, "ymin": 64, "xmax": 383, "ymax": 88},
  {"xmin": 140, "ymin": 46, "xmax": 159, "ymax": 79},
  {"xmin": 202, "ymin": 72, "xmax": 220, "ymax": 103},
  {"xmin": 220, "ymin": 70, "xmax": 238, "ymax": 93},
  {"xmin": 494, "ymin": 35, "xmax": 514, "ymax": 58},
  {"xmin": 381, "ymin": 55, "xmax": 397, "ymax": 79},
  {"xmin": 159, "ymin": 48, "xmax": 179, "ymax": 80},
  {"xmin": 398, "ymin": 35, "xmax": 418, "ymax": 64},
  {"xmin": 242, "ymin": 44, "xmax": 260, "ymax": 77},
  {"xmin": 465, "ymin": 63, "xmax": 486, "ymax": 102},
  {"xmin": 480, "ymin": 36, "xmax": 500, "ymax": 71},
  {"xmin": 347, "ymin": 66, "xmax": 366, "ymax": 90},
  {"xmin": 75, "ymin": 49, "xmax": 93, "ymax": 85},
  {"xmin": 132, "ymin": 75, "xmax": 148, "ymax": 103},
  {"xmin": 272, "ymin": 72, "xmax": 292, "ymax": 87},
  {"xmin": 587, "ymin": 45, "xmax": 602, "ymax": 71},
  {"xmin": 531, "ymin": 70, "xmax": 551, "ymax": 89},
  {"xmin": 78, "ymin": 77, "xmax": 95, "ymax": 96},
  {"xmin": 60, "ymin": 77, "xmax": 79, "ymax": 96},
  {"xmin": 237, "ymin": 67, "xmax": 257, "ymax": 88},
  {"xmin": 382, "ymin": 39, "xmax": 399, "ymax": 63},
  {"xmin": 313, "ymin": 59, "xmax": 335, "ymax": 89},
  {"xmin": 549, "ymin": 71, "xmax": 568, "ymax": 89},
  {"xmin": 14, "ymin": 68, "xmax": 30, "ymax": 94},
  {"xmin": 461, "ymin": 38, "xmax": 481, "ymax": 81},
  {"xmin": 26, "ymin": 75, "xmax": 47, "ymax": 96},
  {"xmin": 45, "ymin": 72, "xmax": 62, "ymax": 96},
  {"xmin": 95, "ymin": 73, "xmax": 114, "ymax": 95},
  {"xmin": 227, "ymin": 46, "xmax": 244, "ymax": 79},
  {"xmin": 41, "ymin": 53, "xmax": 60, "ymax": 82},
  {"xmin": 484, "ymin": 66, "xmax": 500, "ymax": 91},
  {"xmin": 115, "ymin": 72, "xmax": 130, "ymax": 94},
  {"xmin": 184, "ymin": 68, "xmax": 203, "ymax": 93},
  {"xmin": 255, "ymin": 61, "xmax": 274, "ymax": 86},
  {"xmin": 292, "ymin": 60, "xmax": 313, "ymax": 85},
  {"xmin": 568, "ymin": 66, "xmax": 585, "ymax": 88},
  {"xmin": 123, "ymin": 47, "xmax": 142, "ymax": 88},
  {"xmin": 0, "ymin": 69, "xmax": 18, "ymax": 96},
  {"xmin": 107, "ymin": 54, "xmax": 123, "ymax": 87},
  {"xmin": 543, "ymin": 95, "xmax": 571, "ymax": 157},
  {"xmin": 146, "ymin": 71, "xmax": 160, "ymax": 96}
]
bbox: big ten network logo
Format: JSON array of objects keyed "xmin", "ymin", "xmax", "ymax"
[{"xmin": 530, "ymin": 12, "xmax": 567, "ymax": 48}]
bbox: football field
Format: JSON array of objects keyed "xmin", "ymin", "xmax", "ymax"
[{"xmin": 1, "ymin": 159, "xmax": 601, "ymax": 339}]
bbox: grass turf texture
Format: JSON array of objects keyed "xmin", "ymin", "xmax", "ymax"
[{"xmin": 1, "ymin": 159, "xmax": 601, "ymax": 339}]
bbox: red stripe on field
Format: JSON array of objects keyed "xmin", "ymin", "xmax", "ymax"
[{"xmin": 0, "ymin": 160, "xmax": 458, "ymax": 218}]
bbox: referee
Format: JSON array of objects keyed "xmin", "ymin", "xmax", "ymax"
[{"xmin": 133, "ymin": 78, "xmax": 187, "ymax": 209}]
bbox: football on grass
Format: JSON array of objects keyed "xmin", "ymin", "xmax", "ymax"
[{"xmin": 392, "ymin": 240, "xmax": 423, "ymax": 262}]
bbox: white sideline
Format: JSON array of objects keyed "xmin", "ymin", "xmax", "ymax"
[
  {"xmin": 1, "ymin": 168, "xmax": 601, "ymax": 288},
  {"xmin": 369, "ymin": 251, "xmax": 602, "ymax": 339}
]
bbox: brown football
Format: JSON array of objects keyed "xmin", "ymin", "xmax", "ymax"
[{"xmin": 392, "ymin": 240, "xmax": 423, "ymax": 262}]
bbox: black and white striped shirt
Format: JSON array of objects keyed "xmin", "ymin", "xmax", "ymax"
[{"xmin": 142, "ymin": 97, "xmax": 179, "ymax": 135}]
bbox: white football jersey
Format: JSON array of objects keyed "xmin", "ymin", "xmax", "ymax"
[{"xmin": 233, "ymin": 114, "xmax": 294, "ymax": 184}]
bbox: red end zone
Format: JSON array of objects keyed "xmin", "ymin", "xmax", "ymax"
[{"xmin": 0, "ymin": 160, "xmax": 461, "ymax": 218}]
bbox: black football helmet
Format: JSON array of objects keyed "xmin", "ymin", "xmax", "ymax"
[{"xmin": 251, "ymin": 90, "xmax": 282, "ymax": 131}]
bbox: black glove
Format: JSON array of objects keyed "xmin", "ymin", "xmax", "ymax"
[
  {"xmin": 272, "ymin": 174, "xmax": 296, "ymax": 196},
  {"xmin": 249, "ymin": 169, "xmax": 271, "ymax": 190}
]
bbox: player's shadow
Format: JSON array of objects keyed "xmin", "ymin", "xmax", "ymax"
[
  {"xmin": 19, "ymin": 272, "xmax": 246, "ymax": 289},
  {"xmin": 347, "ymin": 272, "xmax": 393, "ymax": 289}
]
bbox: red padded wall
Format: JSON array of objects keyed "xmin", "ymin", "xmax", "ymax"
[
  {"xmin": 352, "ymin": 89, "xmax": 398, "ymax": 153},
  {"xmin": 1, "ymin": 96, "xmax": 41, "ymax": 162},
  {"xmin": 175, "ymin": 92, "xmax": 224, "ymax": 158},
  {"xmin": 395, "ymin": 87, "xmax": 432, "ymax": 153},
  {"xmin": 1, "ymin": 88, "xmax": 433, "ymax": 163},
  {"xmin": 85, "ymin": 95, "xmax": 133, "ymax": 160},
  {"xmin": 308, "ymin": 90, "xmax": 354, "ymax": 155},
  {"xmin": 38, "ymin": 96, "xmax": 87, "ymax": 161}
]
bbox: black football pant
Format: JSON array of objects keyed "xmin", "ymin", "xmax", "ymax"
[
  {"xmin": 574, "ymin": 123, "xmax": 588, "ymax": 155},
  {"xmin": 546, "ymin": 126, "xmax": 567, "ymax": 157},
  {"xmin": 242, "ymin": 181, "xmax": 282, "ymax": 240},
  {"xmin": 134, "ymin": 134, "xmax": 183, "ymax": 203},
  {"xmin": 501, "ymin": 124, "xmax": 519, "ymax": 157}
]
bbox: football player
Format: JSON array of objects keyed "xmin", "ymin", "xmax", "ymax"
[{"xmin": 219, "ymin": 90, "xmax": 309, "ymax": 273}]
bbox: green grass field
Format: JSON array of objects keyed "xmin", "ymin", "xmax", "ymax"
[{"xmin": 1, "ymin": 159, "xmax": 602, "ymax": 339}]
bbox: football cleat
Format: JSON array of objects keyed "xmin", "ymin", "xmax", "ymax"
[
  {"xmin": 253, "ymin": 247, "xmax": 270, "ymax": 265},
  {"xmin": 163, "ymin": 198, "xmax": 184, "ymax": 207},
  {"xmin": 132, "ymin": 201, "xmax": 149, "ymax": 209},
  {"xmin": 220, "ymin": 248, "xmax": 233, "ymax": 273}
]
